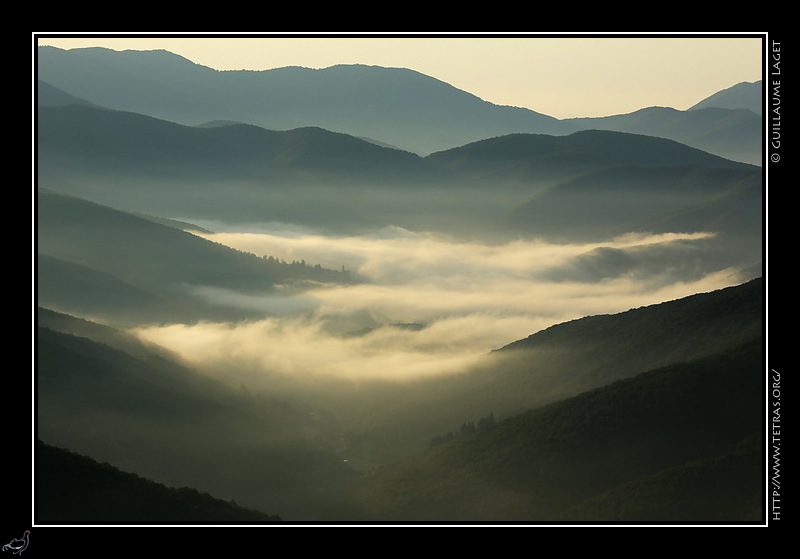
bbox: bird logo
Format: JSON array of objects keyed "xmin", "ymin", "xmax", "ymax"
[{"xmin": 2, "ymin": 531, "xmax": 29, "ymax": 555}]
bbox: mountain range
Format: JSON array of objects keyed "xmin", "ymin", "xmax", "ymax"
[
  {"xmin": 36, "ymin": 110, "xmax": 763, "ymax": 331},
  {"xmin": 36, "ymin": 46, "xmax": 763, "ymax": 164},
  {"xmin": 36, "ymin": 94, "xmax": 763, "ymax": 278},
  {"xmin": 32, "ymin": 44, "xmax": 766, "ymax": 525}
]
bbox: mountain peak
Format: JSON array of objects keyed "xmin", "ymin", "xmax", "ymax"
[{"xmin": 689, "ymin": 80, "xmax": 763, "ymax": 114}]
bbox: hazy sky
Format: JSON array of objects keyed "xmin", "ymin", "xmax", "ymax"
[{"xmin": 34, "ymin": 33, "xmax": 764, "ymax": 119}]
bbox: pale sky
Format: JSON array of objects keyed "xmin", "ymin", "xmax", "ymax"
[{"xmin": 34, "ymin": 33, "xmax": 765, "ymax": 119}]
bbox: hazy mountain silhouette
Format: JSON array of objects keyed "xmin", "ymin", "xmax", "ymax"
[
  {"xmin": 37, "ymin": 189, "xmax": 352, "ymax": 324},
  {"xmin": 37, "ymin": 103, "xmax": 461, "ymax": 232},
  {"xmin": 37, "ymin": 103, "xmax": 431, "ymax": 184},
  {"xmin": 36, "ymin": 46, "xmax": 761, "ymax": 163},
  {"xmin": 37, "ymin": 79, "xmax": 102, "ymax": 109},
  {"xmin": 504, "ymin": 163, "xmax": 762, "ymax": 241},
  {"xmin": 426, "ymin": 129, "xmax": 754, "ymax": 187},
  {"xmin": 36, "ymin": 47, "xmax": 561, "ymax": 156},
  {"xmin": 560, "ymin": 106, "xmax": 761, "ymax": 165},
  {"xmin": 37, "ymin": 102, "xmax": 761, "ymax": 245},
  {"xmin": 428, "ymin": 131, "xmax": 761, "ymax": 267},
  {"xmin": 689, "ymin": 80, "xmax": 763, "ymax": 115},
  {"xmin": 37, "ymin": 253, "xmax": 168, "ymax": 322}
]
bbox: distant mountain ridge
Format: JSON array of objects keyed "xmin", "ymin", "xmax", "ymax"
[
  {"xmin": 36, "ymin": 102, "xmax": 761, "ymax": 247},
  {"xmin": 36, "ymin": 46, "xmax": 762, "ymax": 163},
  {"xmin": 427, "ymin": 128, "xmax": 754, "ymax": 183},
  {"xmin": 560, "ymin": 105, "xmax": 762, "ymax": 165},
  {"xmin": 36, "ymin": 47, "xmax": 561, "ymax": 156},
  {"xmin": 689, "ymin": 80, "xmax": 763, "ymax": 114},
  {"xmin": 37, "ymin": 103, "xmax": 430, "ymax": 183}
]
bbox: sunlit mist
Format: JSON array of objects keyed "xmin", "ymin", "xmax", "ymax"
[{"xmin": 132, "ymin": 226, "xmax": 745, "ymax": 387}]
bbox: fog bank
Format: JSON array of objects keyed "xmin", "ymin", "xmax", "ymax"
[{"xmin": 132, "ymin": 226, "xmax": 747, "ymax": 387}]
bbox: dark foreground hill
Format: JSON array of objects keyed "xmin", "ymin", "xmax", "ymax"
[
  {"xmin": 357, "ymin": 336, "xmax": 763, "ymax": 522},
  {"xmin": 36, "ymin": 311, "xmax": 366, "ymax": 521},
  {"xmin": 35, "ymin": 440, "xmax": 281, "ymax": 524}
]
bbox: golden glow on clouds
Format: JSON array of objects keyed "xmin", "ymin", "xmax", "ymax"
[{"xmin": 133, "ymin": 229, "xmax": 742, "ymax": 385}]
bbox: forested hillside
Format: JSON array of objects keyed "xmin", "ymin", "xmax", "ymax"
[{"xmin": 358, "ymin": 337, "xmax": 763, "ymax": 522}]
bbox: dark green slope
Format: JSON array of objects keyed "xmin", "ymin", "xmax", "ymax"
[
  {"xmin": 37, "ymin": 104, "xmax": 432, "ymax": 184},
  {"xmin": 36, "ymin": 321, "xmax": 364, "ymax": 521},
  {"xmin": 36, "ymin": 307, "xmax": 227, "ymax": 399},
  {"xmin": 37, "ymin": 324, "xmax": 258, "ymax": 434},
  {"xmin": 424, "ymin": 128, "xmax": 754, "ymax": 188},
  {"xmin": 562, "ymin": 434, "xmax": 762, "ymax": 522},
  {"xmin": 37, "ymin": 79, "xmax": 101, "ymax": 108},
  {"xmin": 37, "ymin": 254, "xmax": 168, "ymax": 323},
  {"xmin": 358, "ymin": 337, "xmax": 763, "ymax": 522},
  {"xmin": 35, "ymin": 440, "xmax": 281, "ymax": 524},
  {"xmin": 504, "ymin": 163, "xmax": 762, "ymax": 241},
  {"xmin": 502, "ymin": 277, "xmax": 762, "ymax": 354},
  {"xmin": 489, "ymin": 278, "xmax": 763, "ymax": 406},
  {"xmin": 37, "ymin": 189, "xmax": 350, "ymax": 323},
  {"xmin": 309, "ymin": 279, "xmax": 763, "ymax": 470},
  {"xmin": 427, "ymin": 130, "xmax": 751, "ymax": 174}
]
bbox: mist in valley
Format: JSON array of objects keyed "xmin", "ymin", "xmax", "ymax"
[
  {"xmin": 37, "ymin": 210, "xmax": 760, "ymax": 521},
  {"xmin": 134, "ymin": 224, "xmax": 747, "ymax": 390},
  {"xmin": 34, "ymin": 42, "xmax": 766, "ymax": 524},
  {"xmin": 35, "ymin": 179, "xmax": 764, "ymax": 523}
]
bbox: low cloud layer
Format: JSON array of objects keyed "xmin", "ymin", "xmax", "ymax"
[{"xmin": 133, "ymin": 226, "xmax": 750, "ymax": 387}]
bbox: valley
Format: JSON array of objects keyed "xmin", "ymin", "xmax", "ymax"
[{"xmin": 32, "ymin": 43, "xmax": 766, "ymax": 525}]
